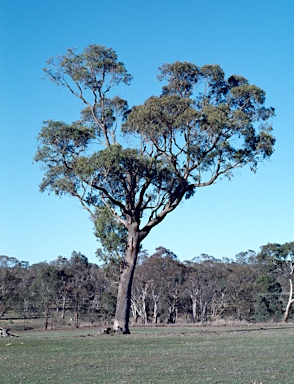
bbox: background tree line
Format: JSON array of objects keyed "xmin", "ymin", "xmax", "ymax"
[{"xmin": 1, "ymin": 242, "xmax": 293, "ymax": 329}]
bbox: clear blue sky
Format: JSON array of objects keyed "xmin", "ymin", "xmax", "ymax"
[{"xmin": 1, "ymin": 0, "xmax": 293, "ymax": 264}]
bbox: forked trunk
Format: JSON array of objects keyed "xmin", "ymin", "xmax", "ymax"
[{"xmin": 113, "ymin": 226, "xmax": 141, "ymax": 334}]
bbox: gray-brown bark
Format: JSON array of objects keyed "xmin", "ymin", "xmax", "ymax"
[{"xmin": 113, "ymin": 226, "xmax": 141, "ymax": 334}]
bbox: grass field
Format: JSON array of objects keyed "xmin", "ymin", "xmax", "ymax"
[{"xmin": 0, "ymin": 324, "xmax": 294, "ymax": 383}]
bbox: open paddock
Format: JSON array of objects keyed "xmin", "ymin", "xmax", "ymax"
[{"xmin": 0, "ymin": 325, "xmax": 293, "ymax": 383}]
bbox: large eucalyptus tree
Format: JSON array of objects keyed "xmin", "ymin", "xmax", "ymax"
[{"xmin": 35, "ymin": 45, "xmax": 275, "ymax": 333}]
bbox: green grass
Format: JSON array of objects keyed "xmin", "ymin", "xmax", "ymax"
[{"xmin": 0, "ymin": 325, "xmax": 294, "ymax": 383}]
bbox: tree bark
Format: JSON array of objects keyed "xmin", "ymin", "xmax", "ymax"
[
  {"xmin": 191, "ymin": 296, "xmax": 197, "ymax": 322},
  {"xmin": 284, "ymin": 278, "xmax": 294, "ymax": 322},
  {"xmin": 113, "ymin": 225, "xmax": 140, "ymax": 334},
  {"xmin": 142, "ymin": 292, "xmax": 148, "ymax": 324},
  {"xmin": 130, "ymin": 298, "xmax": 140, "ymax": 323},
  {"xmin": 44, "ymin": 307, "xmax": 49, "ymax": 330},
  {"xmin": 61, "ymin": 296, "xmax": 66, "ymax": 319},
  {"xmin": 74, "ymin": 295, "xmax": 80, "ymax": 328},
  {"xmin": 152, "ymin": 294, "xmax": 159, "ymax": 324}
]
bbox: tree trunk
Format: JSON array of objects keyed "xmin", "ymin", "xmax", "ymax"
[
  {"xmin": 142, "ymin": 295, "xmax": 148, "ymax": 324},
  {"xmin": 191, "ymin": 296, "xmax": 197, "ymax": 322},
  {"xmin": 200, "ymin": 301, "xmax": 207, "ymax": 323},
  {"xmin": 167, "ymin": 301, "xmax": 176, "ymax": 323},
  {"xmin": 113, "ymin": 225, "xmax": 140, "ymax": 334},
  {"xmin": 284, "ymin": 278, "xmax": 294, "ymax": 322},
  {"xmin": 44, "ymin": 306, "xmax": 49, "ymax": 330},
  {"xmin": 130, "ymin": 298, "xmax": 140, "ymax": 323},
  {"xmin": 141, "ymin": 285, "xmax": 149, "ymax": 324},
  {"xmin": 74, "ymin": 297, "xmax": 80, "ymax": 328},
  {"xmin": 61, "ymin": 296, "xmax": 66, "ymax": 319},
  {"xmin": 152, "ymin": 294, "xmax": 159, "ymax": 324},
  {"xmin": 174, "ymin": 288, "xmax": 179, "ymax": 323}
]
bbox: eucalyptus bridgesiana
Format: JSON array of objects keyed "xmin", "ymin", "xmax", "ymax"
[{"xmin": 35, "ymin": 45, "xmax": 275, "ymax": 333}]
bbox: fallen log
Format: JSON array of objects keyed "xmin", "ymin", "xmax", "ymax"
[{"xmin": 0, "ymin": 327, "xmax": 18, "ymax": 337}]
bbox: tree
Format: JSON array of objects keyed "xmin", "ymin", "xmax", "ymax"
[
  {"xmin": 258, "ymin": 242, "xmax": 294, "ymax": 321},
  {"xmin": 35, "ymin": 45, "xmax": 275, "ymax": 333},
  {"xmin": 151, "ymin": 248, "xmax": 184, "ymax": 324},
  {"xmin": 50, "ymin": 256, "xmax": 72, "ymax": 320},
  {"xmin": 131, "ymin": 251, "xmax": 151, "ymax": 324},
  {"xmin": 30, "ymin": 264, "xmax": 60, "ymax": 330},
  {"xmin": 132, "ymin": 250, "xmax": 164, "ymax": 324},
  {"xmin": 254, "ymin": 274, "xmax": 283, "ymax": 322},
  {"xmin": 0, "ymin": 256, "xmax": 22, "ymax": 317},
  {"xmin": 225, "ymin": 263, "xmax": 257, "ymax": 320},
  {"xmin": 184, "ymin": 256, "xmax": 229, "ymax": 322},
  {"xmin": 66, "ymin": 252, "xmax": 93, "ymax": 328}
]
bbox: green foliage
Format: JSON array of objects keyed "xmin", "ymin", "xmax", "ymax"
[
  {"xmin": 94, "ymin": 205, "xmax": 127, "ymax": 266},
  {"xmin": 158, "ymin": 61, "xmax": 200, "ymax": 97},
  {"xmin": 257, "ymin": 242, "xmax": 294, "ymax": 276},
  {"xmin": 44, "ymin": 45, "xmax": 132, "ymax": 89},
  {"xmin": 36, "ymin": 45, "xmax": 275, "ymax": 247},
  {"xmin": 254, "ymin": 275, "xmax": 283, "ymax": 322},
  {"xmin": 124, "ymin": 63, "xmax": 275, "ymax": 181},
  {"xmin": 100, "ymin": 290, "xmax": 117, "ymax": 321}
]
